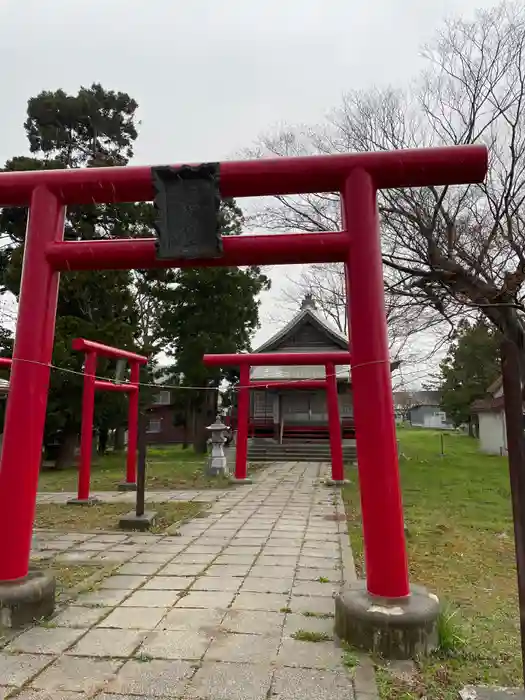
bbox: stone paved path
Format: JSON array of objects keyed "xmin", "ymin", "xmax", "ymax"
[
  {"xmin": 1, "ymin": 462, "xmax": 378, "ymax": 699},
  {"xmin": 36, "ymin": 489, "xmax": 230, "ymax": 505}
]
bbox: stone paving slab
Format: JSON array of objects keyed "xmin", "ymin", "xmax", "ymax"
[
  {"xmin": 30, "ymin": 656, "xmax": 121, "ymax": 693},
  {"xmin": 14, "ymin": 691, "xmax": 86, "ymax": 700},
  {"xmin": 186, "ymin": 661, "xmax": 274, "ymax": 700},
  {"xmin": 0, "ymin": 461, "xmax": 371, "ymax": 698},
  {"xmin": 36, "ymin": 489, "xmax": 232, "ymax": 504},
  {"xmin": 107, "ymin": 658, "xmax": 193, "ymax": 696}
]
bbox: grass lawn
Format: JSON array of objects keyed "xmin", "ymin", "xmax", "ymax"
[
  {"xmin": 38, "ymin": 444, "xmax": 231, "ymax": 492},
  {"xmin": 342, "ymin": 427, "xmax": 520, "ymax": 699},
  {"xmin": 50, "ymin": 562, "xmax": 105, "ymax": 591},
  {"xmin": 35, "ymin": 500, "xmax": 205, "ymax": 534}
]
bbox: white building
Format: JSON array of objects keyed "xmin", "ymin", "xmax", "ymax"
[
  {"xmin": 393, "ymin": 390, "xmax": 454, "ymax": 430},
  {"xmin": 471, "ymin": 377, "xmax": 509, "ymax": 455}
]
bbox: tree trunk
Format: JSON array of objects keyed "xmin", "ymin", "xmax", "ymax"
[
  {"xmin": 191, "ymin": 405, "xmax": 200, "ymax": 453},
  {"xmin": 98, "ymin": 427, "xmax": 109, "ymax": 455},
  {"xmin": 193, "ymin": 419, "xmax": 208, "ymax": 453},
  {"xmin": 192, "ymin": 391, "xmax": 216, "ymax": 454},
  {"xmin": 192, "ymin": 398, "xmax": 208, "ymax": 454},
  {"xmin": 468, "ymin": 417, "xmax": 480, "ymax": 438},
  {"xmin": 182, "ymin": 398, "xmax": 191, "ymax": 450},
  {"xmin": 114, "ymin": 425, "xmax": 126, "ymax": 452},
  {"xmin": 53, "ymin": 430, "xmax": 78, "ymax": 470},
  {"xmin": 208, "ymin": 390, "xmax": 218, "ymax": 424}
]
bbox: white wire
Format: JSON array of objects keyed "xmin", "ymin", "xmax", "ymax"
[{"xmin": 2, "ymin": 355, "xmax": 392, "ymax": 392}]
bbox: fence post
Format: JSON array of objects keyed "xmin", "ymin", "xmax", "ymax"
[{"xmin": 119, "ymin": 411, "xmax": 156, "ymax": 531}]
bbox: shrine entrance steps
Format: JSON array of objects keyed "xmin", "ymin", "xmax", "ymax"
[{"xmin": 248, "ymin": 440, "xmax": 357, "ymax": 463}]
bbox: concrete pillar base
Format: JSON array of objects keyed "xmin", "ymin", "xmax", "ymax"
[
  {"xmin": 118, "ymin": 511, "xmax": 157, "ymax": 531},
  {"xmin": 117, "ymin": 482, "xmax": 137, "ymax": 492},
  {"xmin": 335, "ymin": 580, "xmax": 440, "ymax": 659},
  {"xmin": 324, "ymin": 478, "xmax": 351, "ymax": 487},
  {"xmin": 229, "ymin": 476, "xmax": 253, "ymax": 485},
  {"xmin": 67, "ymin": 496, "xmax": 101, "ymax": 506},
  {"xmin": 0, "ymin": 567, "xmax": 56, "ymax": 628}
]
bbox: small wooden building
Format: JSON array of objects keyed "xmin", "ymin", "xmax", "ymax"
[
  {"xmin": 471, "ymin": 376, "xmax": 510, "ymax": 455},
  {"xmin": 248, "ymin": 296, "xmax": 354, "ymax": 442}
]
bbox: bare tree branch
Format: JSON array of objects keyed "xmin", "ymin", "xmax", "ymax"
[{"xmin": 248, "ymin": 1, "xmax": 525, "ymax": 372}]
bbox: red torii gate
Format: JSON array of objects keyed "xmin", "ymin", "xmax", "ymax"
[
  {"xmin": 0, "ymin": 348, "xmax": 147, "ymax": 498},
  {"xmin": 0, "ymin": 145, "xmax": 486, "ymax": 634},
  {"xmin": 203, "ymin": 352, "xmax": 349, "ymax": 484},
  {"xmin": 70, "ymin": 338, "xmax": 148, "ymax": 504}
]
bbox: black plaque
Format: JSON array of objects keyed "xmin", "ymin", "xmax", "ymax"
[{"xmin": 152, "ymin": 163, "xmax": 222, "ymax": 260}]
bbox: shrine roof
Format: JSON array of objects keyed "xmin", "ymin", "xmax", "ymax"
[
  {"xmin": 250, "ymin": 295, "xmax": 400, "ymax": 382},
  {"xmin": 251, "ymin": 296, "xmax": 349, "ymax": 381}
]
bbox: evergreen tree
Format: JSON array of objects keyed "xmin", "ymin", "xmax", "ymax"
[
  {"xmin": 438, "ymin": 319, "xmax": 501, "ymax": 428},
  {"xmin": 0, "ymin": 85, "xmax": 147, "ymax": 466},
  {"xmin": 0, "ymin": 85, "xmax": 269, "ymax": 463}
]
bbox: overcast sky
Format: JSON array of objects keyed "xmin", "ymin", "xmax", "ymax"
[{"xmin": 0, "ymin": 0, "xmax": 497, "ymax": 382}]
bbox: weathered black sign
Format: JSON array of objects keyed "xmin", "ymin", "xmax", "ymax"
[{"xmin": 152, "ymin": 163, "xmax": 222, "ymax": 260}]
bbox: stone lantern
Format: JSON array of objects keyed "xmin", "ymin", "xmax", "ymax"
[{"xmin": 206, "ymin": 416, "xmax": 229, "ymax": 476}]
